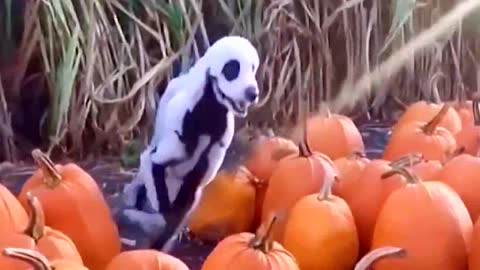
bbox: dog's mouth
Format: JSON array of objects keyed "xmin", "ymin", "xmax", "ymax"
[{"xmin": 218, "ymin": 90, "xmax": 247, "ymax": 115}]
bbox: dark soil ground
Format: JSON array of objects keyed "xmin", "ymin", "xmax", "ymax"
[{"xmin": 0, "ymin": 120, "xmax": 392, "ymax": 270}]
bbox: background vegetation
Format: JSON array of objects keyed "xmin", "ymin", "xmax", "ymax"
[{"xmin": 0, "ymin": 0, "xmax": 479, "ymax": 162}]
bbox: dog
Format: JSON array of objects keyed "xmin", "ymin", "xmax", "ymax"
[{"xmin": 121, "ymin": 36, "xmax": 260, "ymax": 252}]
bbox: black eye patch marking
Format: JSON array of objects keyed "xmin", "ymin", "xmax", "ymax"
[{"xmin": 222, "ymin": 59, "xmax": 240, "ymax": 81}]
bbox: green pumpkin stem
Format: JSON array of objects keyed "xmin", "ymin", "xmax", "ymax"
[
  {"xmin": 381, "ymin": 167, "xmax": 419, "ymax": 184},
  {"xmin": 388, "ymin": 153, "xmax": 424, "ymax": 168},
  {"xmin": 422, "ymin": 104, "xmax": 450, "ymax": 135},
  {"xmin": 354, "ymin": 247, "xmax": 406, "ymax": 270},
  {"xmin": 3, "ymin": 248, "xmax": 51, "ymax": 270},
  {"xmin": 23, "ymin": 192, "xmax": 45, "ymax": 242},
  {"xmin": 31, "ymin": 149, "xmax": 62, "ymax": 188},
  {"xmin": 249, "ymin": 214, "xmax": 278, "ymax": 253}
]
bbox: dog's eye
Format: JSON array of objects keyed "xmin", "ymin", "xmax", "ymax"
[
  {"xmin": 252, "ymin": 64, "xmax": 255, "ymax": 72},
  {"xmin": 222, "ymin": 59, "xmax": 240, "ymax": 81}
]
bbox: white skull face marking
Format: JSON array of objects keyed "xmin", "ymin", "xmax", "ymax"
[{"xmin": 203, "ymin": 36, "xmax": 260, "ymax": 117}]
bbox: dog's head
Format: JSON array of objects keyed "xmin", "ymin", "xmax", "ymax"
[{"xmin": 203, "ymin": 36, "xmax": 260, "ymax": 117}]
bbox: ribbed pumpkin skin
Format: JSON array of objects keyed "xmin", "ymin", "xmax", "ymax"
[{"xmin": 371, "ymin": 180, "xmax": 472, "ymax": 270}]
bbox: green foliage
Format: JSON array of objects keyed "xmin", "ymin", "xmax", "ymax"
[{"xmin": 2, "ymin": 0, "xmax": 480, "ymax": 161}]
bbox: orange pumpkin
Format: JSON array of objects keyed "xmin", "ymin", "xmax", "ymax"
[
  {"xmin": 304, "ymin": 109, "xmax": 365, "ymax": 160},
  {"xmin": 3, "ymin": 248, "xmax": 88, "ymax": 270},
  {"xmin": 332, "ymin": 152, "xmax": 370, "ymax": 197},
  {"xmin": 354, "ymin": 247, "xmax": 406, "ymax": 270},
  {"xmin": 394, "ymin": 101, "xmax": 462, "ymax": 135},
  {"xmin": 244, "ymin": 136, "xmax": 298, "ymax": 228},
  {"xmin": 188, "ymin": 167, "xmax": 258, "ymax": 242},
  {"xmin": 0, "ymin": 183, "xmax": 28, "ymax": 233},
  {"xmin": 0, "ymin": 193, "xmax": 82, "ymax": 270},
  {"xmin": 455, "ymin": 100, "xmax": 480, "ymax": 156},
  {"xmin": 335, "ymin": 158, "xmax": 406, "ymax": 255},
  {"xmin": 383, "ymin": 104, "xmax": 457, "ymax": 162},
  {"xmin": 105, "ymin": 250, "xmax": 189, "ymax": 270},
  {"xmin": 371, "ymin": 167, "xmax": 472, "ymax": 270},
  {"xmin": 283, "ymin": 172, "xmax": 359, "ymax": 270},
  {"xmin": 17, "ymin": 149, "xmax": 121, "ymax": 270},
  {"xmin": 201, "ymin": 214, "xmax": 299, "ymax": 270},
  {"xmin": 261, "ymin": 140, "xmax": 337, "ymax": 242},
  {"xmin": 469, "ymin": 217, "xmax": 480, "ymax": 270},
  {"xmin": 436, "ymin": 153, "xmax": 480, "ymax": 221}
]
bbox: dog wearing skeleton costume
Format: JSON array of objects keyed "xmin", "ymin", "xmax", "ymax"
[{"xmin": 120, "ymin": 36, "xmax": 260, "ymax": 251}]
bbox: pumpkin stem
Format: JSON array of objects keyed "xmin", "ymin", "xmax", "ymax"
[
  {"xmin": 354, "ymin": 247, "xmax": 406, "ymax": 270},
  {"xmin": 421, "ymin": 104, "xmax": 450, "ymax": 135},
  {"xmin": 249, "ymin": 214, "xmax": 277, "ymax": 253},
  {"xmin": 31, "ymin": 149, "xmax": 62, "ymax": 188},
  {"xmin": 388, "ymin": 153, "xmax": 424, "ymax": 168},
  {"xmin": 23, "ymin": 192, "xmax": 45, "ymax": 242},
  {"xmin": 3, "ymin": 248, "xmax": 51, "ymax": 270},
  {"xmin": 473, "ymin": 100, "xmax": 480, "ymax": 126},
  {"xmin": 317, "ymin": 171, "xmax": 337, "ymax": 201},
  {"xmin": 381, "ymin": 167, "xmax": 419, "ymax": 184}
]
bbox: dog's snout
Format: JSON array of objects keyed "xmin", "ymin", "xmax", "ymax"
[{"xmin": 244, "ymin": 86, "xmax": 258, "ymax": 102}]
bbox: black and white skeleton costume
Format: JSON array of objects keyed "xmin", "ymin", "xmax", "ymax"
[{"xmin": 121, "ymin": 36, "xmax": 260, "ymax": 252}]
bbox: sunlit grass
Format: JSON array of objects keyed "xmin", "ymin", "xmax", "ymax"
[{"xmin": 0, "ymin": 0, "xmax": 480, "ymax": 160}]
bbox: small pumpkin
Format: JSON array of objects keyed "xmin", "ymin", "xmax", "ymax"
[
  {"xmin": 394, "ymin": 101, "xmax": 462, "ymax": 135},
  {"xmin": 283, "ymin": 171, "xmax": 359, "ymax": 270},
  {"xmin": 3, "ymin": 248, "xmax": 88, "ymax": 270},
  {"xmin": 335, "ymin": 158, "xmax": 406, "ymax": 255},
  {"xmin": 303, "ymin": 108, "xmax": 365, "ymax": 160},
  {"xmin": 188, "ymin": 167, "xmax": 258, "ymax": 242},
  {"xmin": 383, "ymin": 104, "xmax": 457, "ymax": 162},
  {"xmin": 354, "ymin": 247, "xmax": 406, "ymax": 270},
  {"xmin": 455, "ymin": 100, "xmax": 480, "ymax": 156},
  {"xmin": 0, "ymin": 193, "xmax": 82, "ymax": 269},
  {"xmin": 17, "ymin": 149, "xmax": 121, "ymax": 270},
  {"xmin": 332, "ymin": 152, "xmax": 370, "ymax": 197},
  {"xmin": 200, "ymin": 214, "xmax": 299, "ymax": 270},
  {"xmin": 371, "ymin": 167, "xmax": 472, "ymax": 270},
  {"xmin": 261, "ymin": 138, "xmax": 337, "ymax": 242},
  {"xmin": 0, "ymin": 183, "xmax": 28, "ymax": 233},
  {"xmin": 436, "ymin": 153, "xmax": 480, "ymax": 221},
  {"xmin": 105, "ymin": 250, "xmax": 189, "ymax": 270},
  {"xmin": 244, "ymin": 136, "xmax": 298, "ymax": 228}
]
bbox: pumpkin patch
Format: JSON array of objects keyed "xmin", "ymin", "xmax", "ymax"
[{"xmin": 17, "ymin": 149, "xmax": 121, "ymax": 270}]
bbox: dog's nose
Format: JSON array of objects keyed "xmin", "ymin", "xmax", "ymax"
[{"xmin": 244, "ymin": 86, "xmax": 258, "ymax": 102}]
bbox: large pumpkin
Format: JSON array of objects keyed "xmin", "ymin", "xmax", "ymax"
[
  {"xmin": 354, "ymin": 247, "xmax": 406, "ymax": 270},
  {"xmin": 244, "ymin": 136, "xmax": 298, "ymax": 228},
  {"xmin": 303, "ymin": 109, "xmax": 365, "ymax": 160},
  {"xmin": 188, "ymin": 167, "xmax": 258, "ymax": 242},
  {"xmin": 3, "ymin": 248, "xmax": 88, "ymax": 270},
  {"xmin": 201, "ymin": 214, "xmax": 299, "ymax": 270},
  {"xmin": 455, "ymin": 100, "xmax": 480, "ymax": 156},
  {"xmin": 0, "ymin": 193, "xmax": 82, "ymax": 269},
  {"xmin": 105, "ymin": 250, "xmax": 189, "ymax": 270},
  {"xmin": 283, "ymin": 172, "xmax": 359, "ymax": 270},
  {"xmin": 261, "ymin": 140, "xmax": 337, "ymax": 242},
  {"xmin": 394, "ymin": 101, "xmax": 462, "ymax": 135},
  {"xmin": 469, "ymin": 217, "xmax": 480, "ymax": 270},
  {"xmin": 436, "ymin": 153, "xmax": 480, "ymax": 221},
  {"xmin": 332, "ymin": 152, "xmax": 370, "ymax": 197},
  {"xmin": 383, "ymin": 104, "xmax": 457, "ymax": 162},
  {"xmin": 17, "ymin": 149, "xmax": 121, "ymax": 270},
  {"xmin": 335, "ymin": 158, "xmax": 406, "ymax": 255},
  {"xmin": 0, "ymin": 183, "xmax": 28, "ymax": 233},
  {"xmin": 371, "ymin": 167, "xmax": 472, "ymax": 270}
]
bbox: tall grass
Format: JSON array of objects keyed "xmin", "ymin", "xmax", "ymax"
[{"xmin": 0, "ymin": 0, "xmax": 479, "ymax": 161}]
